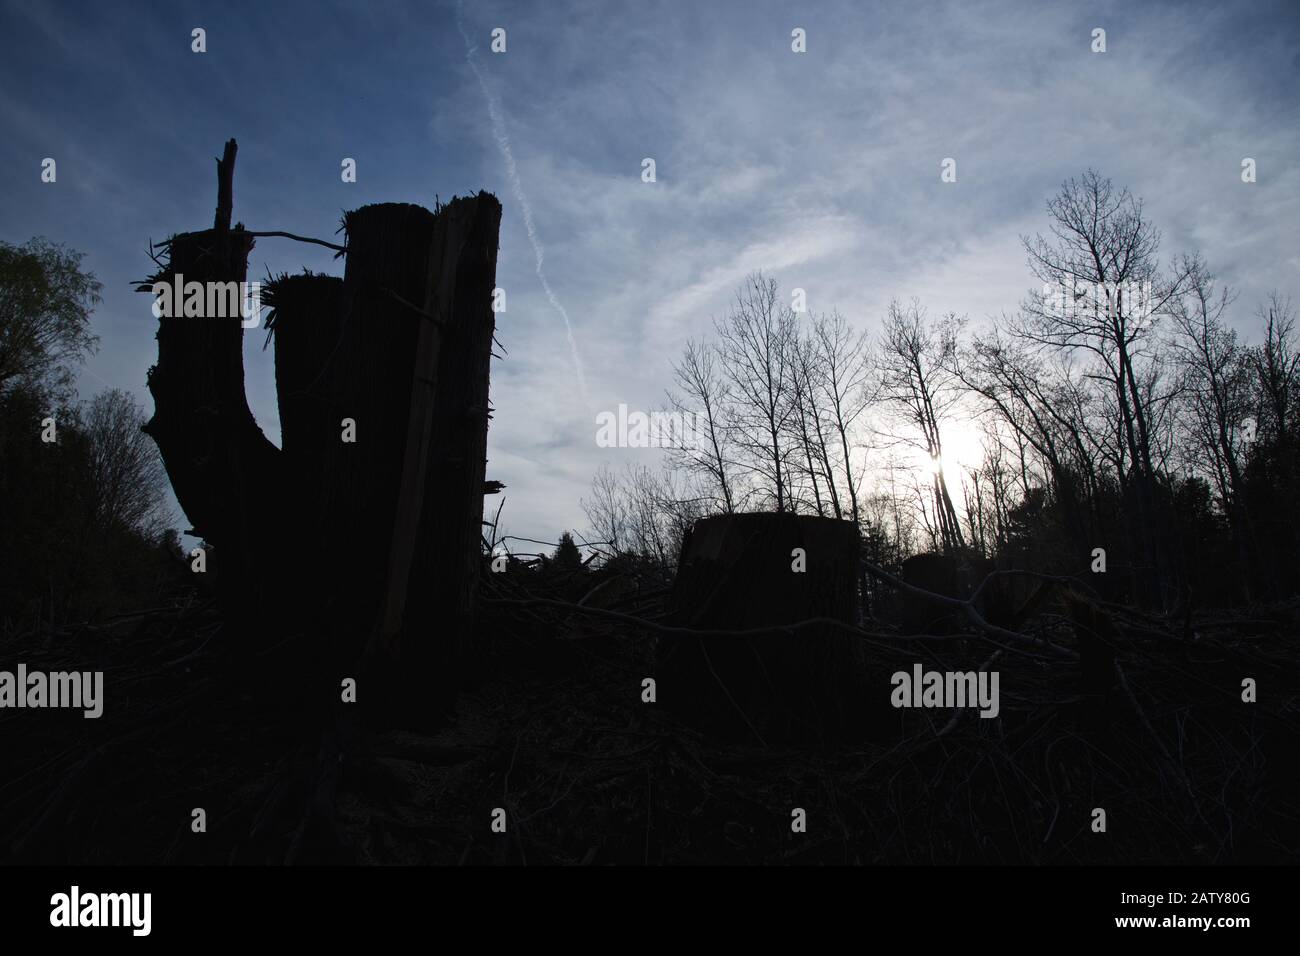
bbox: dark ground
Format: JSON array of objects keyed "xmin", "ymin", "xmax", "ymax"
[{"xmin": 2, "ymin": 563, "xmax": 1297, "ymax": 866}]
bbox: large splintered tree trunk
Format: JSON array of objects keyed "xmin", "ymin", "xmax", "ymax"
[
  {"xmin": 311, "ymin": 203, "xmax": 442, "ymax": 671},
  {"xmin": 403, "ymin": 195, "xmax": 502, "ymax": 697},
  {"xmin": 143, "ymin": 140, "xmax": 501, "ymax": 716},
  {"xmin": 657, "ymin": 512, "xmax": 865, "ymax": 747},
  {"xmin": 313, "ymin": 196, "xmax": 502, "ymax": 706}
]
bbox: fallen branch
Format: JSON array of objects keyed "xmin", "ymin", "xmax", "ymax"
[{"xmin": 860, "ymin": 558, "xmax": 1078, "ymax": 659}]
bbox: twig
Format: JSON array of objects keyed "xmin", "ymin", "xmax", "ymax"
[{"xmin": 244, "ymin": 231, "xmax": 346, "ymax": 253}]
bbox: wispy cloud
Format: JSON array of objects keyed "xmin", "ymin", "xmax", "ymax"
[{"xmin": 457, "ymin": 0, "xmax": 590, "ymax": 408}]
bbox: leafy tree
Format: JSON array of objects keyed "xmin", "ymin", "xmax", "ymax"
[
  {"xmin": 0, "ymin": 239, "xmax": 178, "ymax": 629},
  {"xmin": 0, "ymin": 238, "xmax": 101, "ymax": 400}
]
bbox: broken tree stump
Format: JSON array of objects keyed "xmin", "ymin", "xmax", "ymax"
[
  {"xmin": 656, "ymin": 512, "xmax": 866, "ymax": 747},
  {"xmin": 139, "ymin": 139, "xmax": 283, "ymax": 640},
  {"xmin": 402, "ymin": 193, "xmax": 502, "ymax": 700},
  {"xmin": 312, "ymin": 203, "xmax": 442, "ymax": 673},
  {"xmin": 265, "ymin": 273, "xmax": 345, "ymax": 483},
  {"xmin": 263, "ymin": 272, "xmax": 345, "ymax": 610},
  {"xmin": 309, "ymin": 196, "xmax": 502, "ymax": 716},
  {"xmin": 140, "ymin": 139, "xmax": 502, "ymax": 720}
]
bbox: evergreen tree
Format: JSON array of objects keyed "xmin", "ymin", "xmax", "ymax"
[{"xmin": 552, "ymin": 531, "xmax": 584, "ymax": 570}]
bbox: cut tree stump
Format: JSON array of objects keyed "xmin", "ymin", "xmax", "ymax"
[{"xmin": 656, "ymin": 512, "xmax": 866, "ymax": 748}]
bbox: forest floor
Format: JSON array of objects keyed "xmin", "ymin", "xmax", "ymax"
[{"xmin": 2, "ymin": 565, "xmax": 1298, "ymax": 865}]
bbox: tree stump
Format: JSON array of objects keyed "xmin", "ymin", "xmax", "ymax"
[
  {"xmin": 402, "ymin": 193, "xmax": 502, "ymax": 702},
  {"xmin": 140, "ymin": 141, "xmax": 502, "ymax": 721},
  {"xmin": 265, "ymin": 273, "xmax": 345, "ymax": 483},
  {"xmin": 309, "ymin": 196, "xmax": 502, "ymax": 717},
  {"xmin": 656, "ymin": 512, "xmax": 865, "ymax": 747},
  {"xmin": 312, "ymin": 203, "xmax": 442, "ymax": 676},
  {"xmin": 140, "ymin": 141, "xmax": 282, "ymax": 642}
]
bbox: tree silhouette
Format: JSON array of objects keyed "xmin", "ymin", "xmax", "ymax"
[
  {"xmin": 137, "ymin": 140, "xmax": 502, "ymax": 717},
  {"xmin": 552, "ymin": 531, "xmax": 584, "ymax": 570}
]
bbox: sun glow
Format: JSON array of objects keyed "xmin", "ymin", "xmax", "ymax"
[{"xmin": 918, "ymin": 426, "xmax": 990, "ymax": 494}]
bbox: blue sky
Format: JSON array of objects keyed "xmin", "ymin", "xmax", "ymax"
[{"xmin": 2, "ymin": 0, "xmax": 1298, "ymax": 545}]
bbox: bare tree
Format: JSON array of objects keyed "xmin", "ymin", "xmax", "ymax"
[
  {"xmin": 947, "ymin": 323, "xmax": 1106, "ymax": 555},
  {"xmin": 583, "ymin": 463, "xmax": 630, "ymax": 556},
  {"xmin": 811, "ymin": 310, "xmax": 874, "ymax": 526},
  {"xmin": 1018, "ymin": 171, "xmax": 1185, "ymax": 479},
  {"xmin": 1251, "ymin": 293, "xmax": 1299, "ymax": 447},
  {"xmin": 82, "ymin": 388, "xmax": 171, "ymax": 537},
  {"xmin": 715, "ymin": 273, "xmax": 798, "ymax": 512},
  {"xmin": 668, "ymin": 338, "xmax": 735, "ymax": 513},
  {"xmin": 877, "ymin": 298, "xmax": 966, "ymax": 554},
  {"xmin": 1246, "ymin": 293, "xmax": 1300, "ymax": 595},
  {"xmin": 1016, "ymin": 170, "xmax": 1192, "ymax": 607},
  {"xmin": 582, "ymin": 462, "xmax": 705, "ymax": 569},
  {"xmin": 786, "ymin": 330, "xmax": 832, "ymax": 515},
  {"xmin": 1168, "ymin": 259, "xmax": 1250, "ymax": 504},
  {"xmin": 959, "ymin": 421, "xmax": 1019, "ymax": 557},
  {"xmin": 1166, "ymin": 261, "xmax": 1263, "ymax": 595}
]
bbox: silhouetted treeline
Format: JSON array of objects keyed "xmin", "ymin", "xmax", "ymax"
[
  {"xmin": 583, "ymin": 171, "xmax": 1300, "ymax": 614},
  {"xmin": 0, "ymin": 238, "xmax": 182, "ymax": 631}
]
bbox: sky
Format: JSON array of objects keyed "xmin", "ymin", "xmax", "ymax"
[{"xmin": 2, "ymin": 0, "xmax": 1298, "ymax": 548}]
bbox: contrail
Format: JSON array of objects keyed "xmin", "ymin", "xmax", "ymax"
[{"xmin": 456, "ymin": 1, "xmax": 590, "ymax": 406}]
